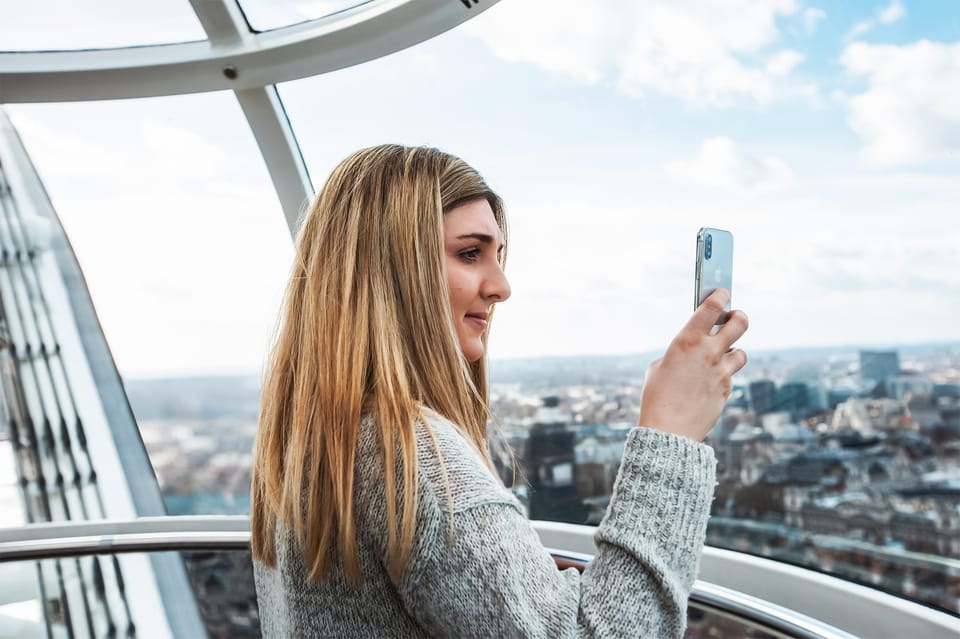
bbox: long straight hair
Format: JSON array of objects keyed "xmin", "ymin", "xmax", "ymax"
[{"xmin": 251, "ymin": 145, "xmax": 507, "ymax": 584}]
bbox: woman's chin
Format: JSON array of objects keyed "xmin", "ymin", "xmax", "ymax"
[{"xmin": 460, "ymin": 342, "xmax": 484, "ymax": 364}]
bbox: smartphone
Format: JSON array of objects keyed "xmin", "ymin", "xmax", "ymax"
[{"xmin": 694, "ymin": 227, "xmax": 733, "ymax": 325}]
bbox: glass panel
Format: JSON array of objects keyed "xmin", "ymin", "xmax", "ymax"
[
  {"xmin": 238, "ymin": 0, "xmax": 375, "ymax": 32},
  {"xmin": 0, "ymin": 425, "xmax": 26, "ymax": 529},
  {"xmin": 0, "ymin": 549, "xmax": 259, "ymax": 638},
  {"xmin": 6, "ymin": 92, "xmax": 292, "ymax": 517},
  {"xmin": 0, "ymin": 0, "xmax": 206, "ymax": 52},
  {"xmin": 179, "ymin": 549, "xmax": 261, "ymax": 638},
  {"xmin": 132, "ymin": 378, "xmax": 259, "ymax": 516},
  {"xmin": 686, "ymin": 604, "xmax": 789, "ymax": 639},
  {"xmin": 280, "ymin": 0, "xmax": 960, "ymax": 615}
]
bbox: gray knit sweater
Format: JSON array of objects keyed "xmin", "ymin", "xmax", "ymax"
[{"xmin": 253, "ymin": 413, "xmax": 716, "ymax": 638}]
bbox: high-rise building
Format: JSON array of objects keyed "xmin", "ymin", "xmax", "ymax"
[
  {"xmin": 749, "ymin": 380, "xmax": 777, "ymax": 415},
  {"xmin": 776, "ymin": 382, "xmax": 811, "ymax": 421},
  {"xmin": 524, "ymin": 397, "xmax": 586, "ymax": 524},
  {"xmin": 785, "ymin": 366, "xmax": 827, "ymax": 413},
  {"xmin": 859, "ymin": 351, "xmax": 900, "ymax": 397}
]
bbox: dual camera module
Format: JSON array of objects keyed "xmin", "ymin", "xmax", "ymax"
[{"xmin": 705, "ymin": 233, "xmax": 713, "ymax": 260}]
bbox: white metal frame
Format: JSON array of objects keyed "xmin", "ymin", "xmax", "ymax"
[
  {"xmin": 0, "ymin": 0, "xmax": 497, "ymax": 102},
  {"xmin": 188, "ymin": 0, "xmax": 315, "ymax": 235},
  {"xmin": 0, "ymin": 0, "xmax": 501, "ymax": 236}
]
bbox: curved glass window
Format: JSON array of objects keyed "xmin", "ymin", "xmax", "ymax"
[
  {"xmin": 6, "ymin": 92, "xmax": 292, "ymax": 517},
  {"xmin": 281, "ymin": 0, "xmax": 959, "ymax": 614},
  {"xmin": 238, "ymin": 0, "xmax": 375, "ymax": 32},
  {"xmin": 0, "ymin": 0, "xmax": 206, "ymax": 52}
]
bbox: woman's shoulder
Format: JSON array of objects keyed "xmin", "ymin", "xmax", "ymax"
[
  {"xmin": 357, "ymin": 411, "xmax": 520, "ymax": 514},
  {"xmin": 420, "ymin": 411, "xmax": 516, "ymax": 509}
]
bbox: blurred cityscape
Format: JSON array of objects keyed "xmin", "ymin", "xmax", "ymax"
[{"xmin": 130, "ymin": 342, "xmax": 960, "ymax": 619}]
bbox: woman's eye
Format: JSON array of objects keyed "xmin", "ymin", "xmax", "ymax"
[{"xmin": 459, "ymin": 248, "xmax": 480, "ymax": 262}]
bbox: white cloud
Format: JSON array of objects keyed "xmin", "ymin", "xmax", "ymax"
[
  {"xmin": 8, "ymin": 113, "xmax": 235, "ymax": 190},
  {"xmin": 840, "ymin": 40, "xmax": 960, "ymax": 167},
  {"xmin": 803, "ymin": 7, "xmax": 826, "ymax": 33},
  {"xmin": 665, "ymin": 137, "xmax": 795, "ymax": 192},
  {"xmin": 463, "ymin": 0, "xmax": 814, "ymax": 108},
  {"xmin": 877, "ymin": 0, "xmax": 906, "ymax": 25},
  {"xmin": 5, "ymin": 105, "xmax": 291, "ymax": 378},
  {"xmin": 766, "ymin": 50, "xmax": 805, "ymax": 76},
  {"xmin": 847, "ymin": 19, "xmax": 874, "ymax": 40},
  {"xmin": 844, "ymin": 1, "xmax": 906, "ymax": 40},
  {"xmin": 141, "ymin": 120, "xmax": 230, "ymax": 180}
]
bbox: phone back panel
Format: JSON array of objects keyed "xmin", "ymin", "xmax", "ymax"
[{"xmin": 695, "ymin": 227, "xmax": 733, "ymax": 322}]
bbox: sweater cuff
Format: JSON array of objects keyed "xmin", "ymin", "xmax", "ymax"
[{"xmin": 594, "ymin": 427, "xmax": 717, "ymax": 584}]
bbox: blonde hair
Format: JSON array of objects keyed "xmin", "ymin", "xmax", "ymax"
[{"xmin": 251, "ymin": 144, "xmax": 507, "ymax": 584}]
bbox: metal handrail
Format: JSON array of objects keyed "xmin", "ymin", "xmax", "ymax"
[{"xmin": 0, "ymin": 517, "xmax": 856, "ymax": 639}]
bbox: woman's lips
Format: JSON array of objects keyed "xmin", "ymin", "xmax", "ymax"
[{"xmin": 465, "ymin": 314, "xmax": 488, "ymax": 329}]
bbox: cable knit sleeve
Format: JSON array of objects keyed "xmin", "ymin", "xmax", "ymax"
[{"xmin": 393, "ymin": 425, "xmax": 717, "ymax": 638}]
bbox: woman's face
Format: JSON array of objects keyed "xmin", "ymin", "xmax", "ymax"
[{"xmin": 444, "ymin": 198, "xmax": 511, "ymax": 363}]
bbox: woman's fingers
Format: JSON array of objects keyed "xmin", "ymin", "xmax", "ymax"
[
  {"xmin": 640, "ymin": 292, "xmax": 750, "ymax": 441},
  {"xmin": 686, "ymin": 289, "xmax": 730, "ymax": 336},
  {"xmin": 724, "ymin": 347, "xmax": 748, "ymax": 376},
  {"xmin": 715, "ymin": 309, "xmax": 749, "ymax": 351}
]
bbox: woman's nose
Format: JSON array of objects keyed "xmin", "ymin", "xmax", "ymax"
[{"xmin": 483, "ymin": 263, "xmax": 511, "ymax": 302}]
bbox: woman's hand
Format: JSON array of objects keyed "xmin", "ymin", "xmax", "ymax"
[{"xmin": 639, "ymin": 289, "xmax": 748, "ymax": 442}]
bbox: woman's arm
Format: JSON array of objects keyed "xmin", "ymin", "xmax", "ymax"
[
  {"xmin": 394, "ymin": 427, "xmax": 715, "ymax": 639},
  {"xmin": 390, "ymin": 289, "xmax": 741, "ymax": 637}
]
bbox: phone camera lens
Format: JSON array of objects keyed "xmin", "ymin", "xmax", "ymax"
[{"xmin": 705, "ymin": 234, "xmax": 712, "ymax": 259}]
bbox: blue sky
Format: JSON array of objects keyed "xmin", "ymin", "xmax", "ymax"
[{"xmin": 4, "ymin": 0, "xmax": 959, "ymax": 378}]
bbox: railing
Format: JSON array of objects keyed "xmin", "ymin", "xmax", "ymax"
[{"xmin": 0, "ymin": 516, "xmax": 857, "ymax": 639}]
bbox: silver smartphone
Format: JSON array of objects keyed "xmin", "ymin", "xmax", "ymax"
[{"xmin": 694, "ymin": 227, "xmax": 733, "ymax": 325}]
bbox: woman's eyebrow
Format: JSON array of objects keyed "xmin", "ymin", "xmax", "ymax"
[{"xmin": 456, "ymin": 233, "xmax": 505, "ymax": 250}]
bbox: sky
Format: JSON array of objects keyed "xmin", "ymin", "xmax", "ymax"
[{"xmin": 2, "ymin": 0, "xmax": 959, "ymax": 379}]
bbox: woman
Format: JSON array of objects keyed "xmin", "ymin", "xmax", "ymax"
[{"xmin": 251, "ymin": 144, "xmax": 748, "ymax": 637}]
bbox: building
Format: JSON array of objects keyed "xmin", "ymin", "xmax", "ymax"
[
  {"xmin": 524, "ymin": 397, "xmax": 586, "ymax": 523},
  {"xmin": 888, "ymin": 375, "xmax": 935, "ymax": 401},
  {"xmin": 860, "ymin": 350, "xmax": 901, "ymax": 397},
  {"xmin": 749, "ymin": 379, "xmax": 777, "ymax": 415},
  {"xmin": 776, "ymin": 382, "xmax": 812, "ymax": 420}
]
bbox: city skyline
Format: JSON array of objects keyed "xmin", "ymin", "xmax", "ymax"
[{"xmin": 134, "ymin": 340, "xmax": 960, "ymax": 615}]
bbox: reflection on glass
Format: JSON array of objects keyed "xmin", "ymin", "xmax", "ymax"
[
  {"xmin": 0, "ymin": 559, "xmax": 43, "ymax": 637},
  {"xmin": 0, "ymin": 0, "xmax": 205, "ymax": 52},
  {"xmin": 0, "ymin": 550, "xmax": 259, "ymax": 639},
  {"xmin": 180, "ymin": 549, "xmax": 260, "ymax": 638},
  {"xmin": 6, "ymin": 93, "xmax": 291, "ymax": 517},
  {"xmin": 0, "ymin": 553, "xmax": 150, "ymax": 637},
  {"xmin": 238, "ymin": 0, "xmax": 376, "ymax": 32},
  {"xmin": 686, "ymin": 604, "xmax": 788, "ymax": 639}
]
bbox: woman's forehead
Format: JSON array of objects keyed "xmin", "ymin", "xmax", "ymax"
[{"xmin": 444, "ymin": 199, "xmax": 503, "ymax": 240}]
